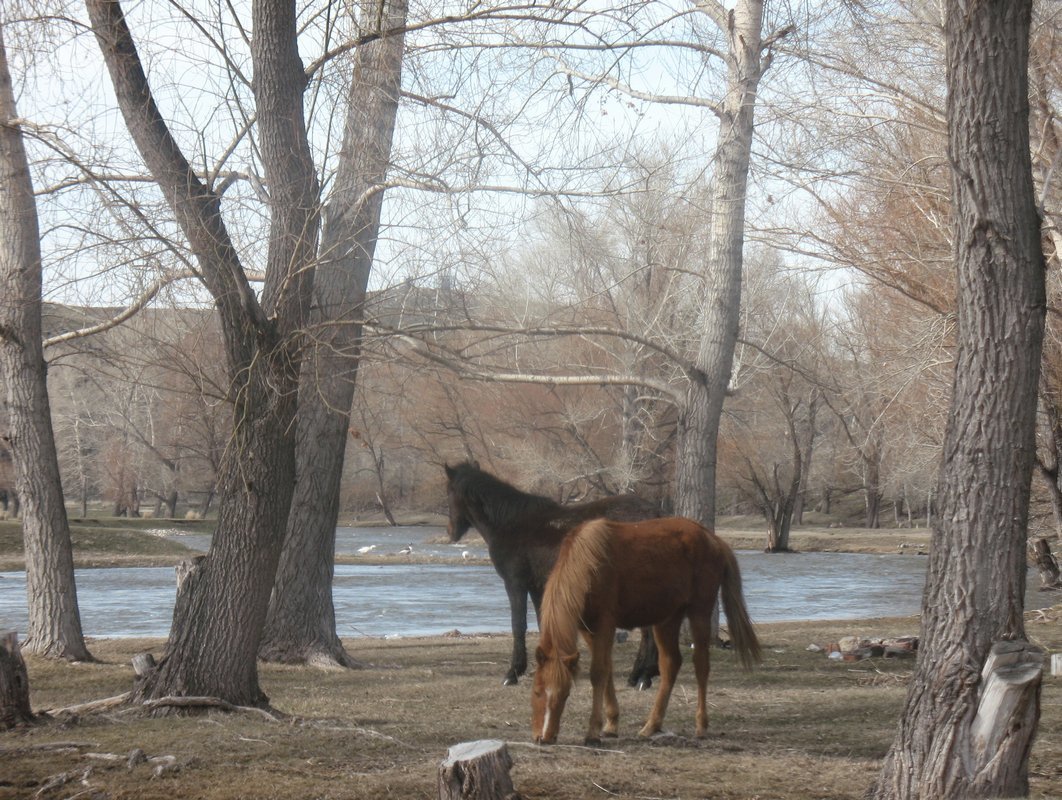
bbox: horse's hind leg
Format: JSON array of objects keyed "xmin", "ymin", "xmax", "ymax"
[
  {"xmin": 639, "ymin": 617, "xmax": 683, "ymax": 738},
  {"xmin": 504, "ymin": 582, "xmax": 529, "ymax": 685},
  {"xmin": 627, "ymin": 628, "xmax": 659, "ymax": 690},
  {"xmin": 689, "ymin": 612, "xmax": 714, "ymax": 738}
]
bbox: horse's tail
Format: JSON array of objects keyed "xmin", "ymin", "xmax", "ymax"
[
  {"xmin": 541, "ymin": 518, "xmax": 612, "ymax": 660},
  {"xmin": 719, "ymin": 543, "xmax": 762, "ymax": 670}
]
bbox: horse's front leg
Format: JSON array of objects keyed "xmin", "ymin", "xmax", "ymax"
[
  {"xmin": 583, "ymin": 629, "xmax": 615, "ymax": 745},
  {"xmin": 504, "ymin": 581, "xmax": 529, "ymax": 686}
]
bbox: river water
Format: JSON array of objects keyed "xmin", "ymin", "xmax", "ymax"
[{"xmin": 0, "ymin": 526, "xmax": 1046, "ymax": 638}]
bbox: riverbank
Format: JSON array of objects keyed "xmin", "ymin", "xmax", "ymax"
[
  {"xmin": 4, "ymin": 611, "xmax": 1060, "ymax": 799},
  {"xmin": 0, "ymin": 517, "xmax": 936, "ymax": 571}
]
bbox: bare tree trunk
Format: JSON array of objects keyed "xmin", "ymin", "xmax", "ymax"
[
  {"xmin": 792, "ymin": 391, "xmax": 817, "ymax": 525},
  {"xmin": 0, "ymin": 28, "xmax": 91, "ymax": 662},
  {"xmin": 869, "ymin": 2, "xmax": 1045, "ymax": 796},
  {"xmin": 87, "ymin": 0, "xmax": 319, "ymax": 707},
  {"xmin": 260, "ymin": 0, "xmax": 407, "ymax": 668},
  {"xmin": 674, "ymin": 0, "xmax": 768, "ymax": 526}
]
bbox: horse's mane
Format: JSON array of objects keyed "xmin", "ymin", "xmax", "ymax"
[
  {"xmin": 540, "ymin": 518, "xmax": 612, "ymax": 661},
  {"xmin": 449, "ymin": 461, "xmax": 562, "ymax": 531}
]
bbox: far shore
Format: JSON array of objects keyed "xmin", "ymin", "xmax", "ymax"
[{"xmin": 0, "ymin": 513, "xmax": 941, "ymax": 571}]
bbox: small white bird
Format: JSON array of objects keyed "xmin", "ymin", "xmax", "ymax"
[
  {"xmin": 398, "ymin": 544, "xmax": 413, "ymax": 556},
  {"xmin": 462, "ymin": 550, "xmax": 471, "ymax": 560},
  {"xmin": 356, "ymin": 545, "xmax": 376, "ymax": 555}
]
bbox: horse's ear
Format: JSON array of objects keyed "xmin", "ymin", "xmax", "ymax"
[
  {"xmin": 471, "ymin": 459, "xmax": 480, "ymax": 469},
  {"xmin": 444, "ymin": 463, "xmax": 455, "ymax": 479},
  {"xmin": 562, "ymin": 652, "xmax": 579, "ymax": 675}
]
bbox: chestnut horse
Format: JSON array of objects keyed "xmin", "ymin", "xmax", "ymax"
[
  {"xmin": 444, "ymin": 461, "xmax": 660, "ymax": 686},
  {"xmin": 531, "ymin": 517, "xmax": 761, "ymax": 745}
]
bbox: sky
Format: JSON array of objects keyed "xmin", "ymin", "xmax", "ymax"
[{"xmin": 9, "ymin": 0, "xmax": 856, "ymax": 310}]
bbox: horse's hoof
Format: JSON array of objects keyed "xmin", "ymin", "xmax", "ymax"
[
  {"xmin": 601, "ymin": 730, "xmax": 618, "ymax": 739},
  {"xmin": 584, "ymin": 736, "xmax": 602, "ymax": 746},
  {"xmin": 636, "ymin": 678, "xmax": 653, "ymax": 691},
  {"xmin": 502, "ymin": 674, "xmax": 519, "ymax": 686}
]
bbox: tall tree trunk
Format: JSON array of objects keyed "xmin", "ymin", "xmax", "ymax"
[
  {"xmin": 87, "ymin": 0, "xmax": 319, "ymax": 707},
  {"xmin": 0, "ymin": 28, "xmax": 91, "ymax": 662},
  {"xmin": 259, "ymin": 0, "xmax": 408, "ymax": 668},
  {"xmin": 674, "ymin": 0, "xmax": 767, "ymax": 526},
  {"xmin": 869, "ymin": 2, "xmax": 1045, "ymax": 797},
  {"xmin": 793, "ymin": 390, "xmax": 818, "ymax": 525}
]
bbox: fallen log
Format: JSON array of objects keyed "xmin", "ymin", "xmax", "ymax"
[
  {"xmin": 46, "ymin": 692, "xmax": 132, "ymax": 717},
  {"xmin": 438, "ymin": 739, "xmax": 520, "ymax": 800}
]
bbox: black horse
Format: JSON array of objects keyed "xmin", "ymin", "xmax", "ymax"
[{"xmin": 444, "ymin": 461, "xmax": 660, "ymax": 686}]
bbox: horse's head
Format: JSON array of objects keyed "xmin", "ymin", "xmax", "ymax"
[
  {"xmin": 530, "ymin": 645, "xmax": 578, "ymax": 745},
  {"xmin": 444, "ymin": 462, "xmax": 477, "ymax": 542}
]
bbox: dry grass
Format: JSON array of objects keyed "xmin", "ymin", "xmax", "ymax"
[{"xmin": 3, "ymin": 611, "xmax": 1060, "ymax": 800}]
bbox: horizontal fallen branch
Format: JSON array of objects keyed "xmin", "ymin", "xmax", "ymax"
[
  {"xmin": 44, "ymin": 692, "xmax": 132, "ymax": 717},
  {"xmin": 0, "ymin": 741, "xmax": 96, "ymax": 756}
]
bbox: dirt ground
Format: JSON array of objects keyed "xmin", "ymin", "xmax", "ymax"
[{"xmin": 3, "ymin": 610, "xmax": 1060, "ymax": 800}]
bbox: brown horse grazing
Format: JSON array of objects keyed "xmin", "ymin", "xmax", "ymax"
[{"xmin": 531, "ymin": 517, "xmax": 761, "ymax": 745}]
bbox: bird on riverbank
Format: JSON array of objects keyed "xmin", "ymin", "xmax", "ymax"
[
  {"xmin": 356, "ymin": 545, "xmax": 377, "ymax": 555},
  {"xmin": 398, "ymin": 544, "xmax": 413, "ymax": 556}
]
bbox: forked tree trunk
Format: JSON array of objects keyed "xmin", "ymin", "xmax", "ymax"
[
  {"xmin": 260, "ymin": 0, "xmax": 408, "ymax": 668},
  {"xmin": 868, "ymin": 2, "xmax": 1045, "ymax": 797},
  {"xmin": 0, "ymin": 28, "xmax": 91, "ymax": 663},
  {"xmin": 87, "ymin": 0, "xmax": 319, "ymax": 707}
]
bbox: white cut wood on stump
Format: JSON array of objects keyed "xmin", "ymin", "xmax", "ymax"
[
  {"xmin": 438, "ymin": 739, "xmax": 519, "ymax": 800},
  {"xmin": 132, "ymin": 653, "xmax": 156, "ymax": 678},
  {"xmin": 1051, "ymin": 653, "xmax": 1061, "ymax": 678},
  {"xmin": 971, "ymin": 641, "xmax": 1043, "ymax": 772}
]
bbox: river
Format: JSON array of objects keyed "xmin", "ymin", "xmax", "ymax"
[{"xmin": 0, "ymin": 526, "xmax": 1046, "ymax": 638}]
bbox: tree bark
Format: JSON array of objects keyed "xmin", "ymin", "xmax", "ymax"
[
  {"xmin": 259, "ymin": 0, "xmax": 408, "ymax": 668},
  {"xmin": 0, "ymin": 27, "xmax": 91, "ymax": 662},
  {"xmin": 868, "ymin": 2, "xmax": 1045, "ymax": 797},
  {"xmin": 87, "ymin": 0, "xmax": 319, "ymax": 707},
  {"xmin": 0, "ymin": 631, "xmax": 35, "ymax": 729},
  {"xmin": 674, "ymin": 0, "xmax": 767, "ymax": 527}
]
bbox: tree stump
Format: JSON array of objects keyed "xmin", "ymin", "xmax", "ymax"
[
  {"xmin": 0, "ymin": 631, "xmax": 35, "ymax": 729},
  {"xmin": 132, "ymin": 652, "xmax": 157, "ymax": 678},
  {"xmin": 1032, "ymin": 538, "xmax": 1061, "ymax": 589},
  {"xmin": 438, "ymin": 740, "xmax": 519, "ymax": 800},
  {"xmin": 971, "ymin": 641, "xmax": 1043, "ymax": 782}
]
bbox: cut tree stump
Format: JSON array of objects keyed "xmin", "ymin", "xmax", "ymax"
[
  {"xmin": 0, "ymin": 631, "xmax": 35, "ymax": 729},
  {"xmin": 971, "ymin": 641, "xmax": 1043, "ymax": 780},
  {"xmin": 132, "ymin": 653, "xmax": 156, "ymax": 678},
  {"xmin": 438, "ymin": 740, "xmax": 520, "ymax": 800},
  {"xmin": 1032, "ymin": 538, "xmax": 1061, "ymax": 589}
]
